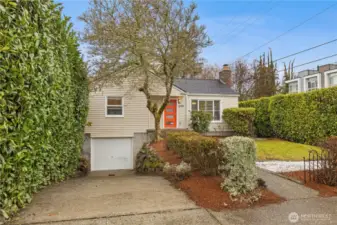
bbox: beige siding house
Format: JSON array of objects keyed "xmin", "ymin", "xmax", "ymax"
[{"xmin": 85, "ymin": 65, "xmax": 239, "ymax": 172}]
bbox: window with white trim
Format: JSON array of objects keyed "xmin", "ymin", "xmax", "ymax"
[
  {"xmin": 191, "ymin": 100, "xmax": 220, "ymax": 121},
  {"xmin": 106, "ymin": 97, "xmax": 123, "ymax": 116},
  {"xmin": 306, "ymin": 77, "xmax": 318, "ymax": 91},
  {"xmin": 288, "ymin": 82, "xmax": 298, "ymax": 93},
  {"xmin": 328, "ymin": 72, "xmax": 337, "ymax": 87}
]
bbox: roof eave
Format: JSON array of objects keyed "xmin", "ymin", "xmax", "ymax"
[
  {"xmin": 173, "ymin": 84, "xmax": 187, "ymax": 93},
  {"xmin": 184, "ymin": 92, "xmax": 239, "ymax": 97}
]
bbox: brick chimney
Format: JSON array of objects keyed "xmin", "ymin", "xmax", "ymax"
[{"xmin": 219, "ymin": 64, "xmax": 232, "ymax": 87}]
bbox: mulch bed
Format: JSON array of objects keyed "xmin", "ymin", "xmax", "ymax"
[
  {"xmin": 281, "ymin": 171, "xmax": 337, "ymax": 197},
  {"xmin": 178, "ymin": 171, "xmax": 285, "ymax": 211},
  {"xmin": 151, "ymin": 141, "xmax": 182, "ymax": 164},
  {"xmin": 151, "ymin": 140, "xmax": 285, "ymax": 211}
]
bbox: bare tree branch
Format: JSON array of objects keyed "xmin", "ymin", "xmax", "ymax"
[{"xmin": 80, "ymin": 0, "xmax": 211, "ymax": 140}]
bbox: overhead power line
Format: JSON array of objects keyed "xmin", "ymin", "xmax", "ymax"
[
  {"xmin": 236, "ymin": 2, "xmax": 337, "ymax": 60},
  {"xmin": 276, "ymin": 53, "xmax": 337, "ymax": 73},
  {"xmin": 221, "ymin": 0, "xmax": 272, "ymax": 42},
  {"xmin": 225, "ymin": 16, "xmax": 237, "ymax": 28},
  {"xmin": 223, "ymin": 0, "xmax": 283, "ymax": 45},
  {"xmin": 221, "ymin": 1, "xmax": 254, "ymax": 30},
  {"xmin": 273, "ymin": 38, "xmax": 337, "ymax": 63}
]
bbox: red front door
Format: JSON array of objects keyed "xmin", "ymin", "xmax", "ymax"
[{"xmin": 164, "ymin": 99, "xmax": 177, "ymax": 128}]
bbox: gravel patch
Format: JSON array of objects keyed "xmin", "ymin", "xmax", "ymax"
[{"xmin": 256, "ymin": 161, "xmax": 323, "ymax": 173}]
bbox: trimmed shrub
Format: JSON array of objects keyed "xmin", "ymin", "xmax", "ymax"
[
  {"xmin": 190, "ymin": 111, "xmax": 212, "ymax": 133},
  {"xmin": 163, "ymin": 161, "xmax": 192, "ymax": 181},
  {"xmin": 239, "ymin": 98, "xmax": 273, "ymax": 137},
  {"xmin": 269, "ymin": 88, "xmax": 337, "ymax": 144},
  {"xmin": 167, "ymin": 131, "xmax": 222, "ymax": 175},
  {"xmin": 222, "ymin": 108, "xmax": 255, "ymax": 136},
  {"xmin": 219, "ymin": 136, "xmax": 258, "ymax": 198},
  {"xmin": 136, "ymin": 145, "xmax": 164, "ymax": 173},
  {"xmin": 0, "ymin": 0, "xmax": 88, "ymax": 217},
  {"xmin": 239, "ymin": 87, "xmax": 337, "ymax": 144},
  {"xmin": 159, "ymin": 129, "xmax": 196, "ymax": 139}
]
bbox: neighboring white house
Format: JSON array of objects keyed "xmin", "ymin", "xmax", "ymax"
[
  {"xmin": 84, "ymin": 65, "xmax": 239, "ymax": 172},
  {"xmin": 285, "ymin": 64, "xmax": 337, "ymax": 93}
]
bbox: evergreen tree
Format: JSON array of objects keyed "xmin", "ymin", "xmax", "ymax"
[
  {"xmin": 252, "ymin": 49, "xmax": 278, "ymax": 98},
  {"xmin": 281, "ymin": 60, "xmax": 295, "ymax": 94}
]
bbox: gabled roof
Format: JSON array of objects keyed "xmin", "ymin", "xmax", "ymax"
[{"xmin": 174, "ymin": 78, "xmax": 237, "ymax": 95}]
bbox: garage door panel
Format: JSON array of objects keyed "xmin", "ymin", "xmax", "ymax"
[{"xmin": 91, "ymin": 138, "xmax": 133, "ymax": 171}]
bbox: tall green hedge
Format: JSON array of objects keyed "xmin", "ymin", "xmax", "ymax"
[
  {"xmin": 239, "ymin": 98, "xmax": 273, "ymax": 137},
  {"xmin": 0, "ymin": 0, "xmax": 89, "ymax": 217},
  {"xmin": 240, "ymin": 87, "xmax": 337, "ymax": 144},
  {"xmin": 269, "ymin": 88, "xmax": 337, "ymax": 144},
  {"xmin": 222, "ymin": 108, "xmax": 255, "ymax": 136}
]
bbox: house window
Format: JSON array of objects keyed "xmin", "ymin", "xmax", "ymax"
[
  {"xmin": 306, "ymin": 77, "xmax": 318, "ymax": 91},
  {"xmin": 329, "ymin": 72, "xmax": 337, "ymax": 87},
  {"xmin": 191, "ymin": 100, "xmax": 221, "ymax": 122},
  {"xmin": 106, "ymin": 97, "xmax": 123, "ymax": 116},
  {"xmin": 288, "ymin": 82, "xmax": 298, "ymax": 93}
]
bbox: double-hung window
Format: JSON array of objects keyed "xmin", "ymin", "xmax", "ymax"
[
  {"xmin": 191, "ymin": 100, "xmax": 221, "ymax": 122},
  {"xmin": 288, "ymin": 82, "xmax": 298, "ymax": 93},
  {"xmin": 329, "ymin": 72, "xmax": 337, "ymax": 87},
  {"xmin": 106, "ymin": 97, "xmax": 123, "ymax": 117},
  {"xmin": 306, "ymin": 77, "xmax": 318, "ymax": 91}
]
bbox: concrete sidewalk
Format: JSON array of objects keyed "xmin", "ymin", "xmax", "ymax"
[
  {"xmin": 30, "ymin": 197, "xmax": 337, "ymax": 225},
  {"xmin": 30, "ymin": 209, "xmax": 220, "ymax": 225},
  {"xmin": 257, "ymin": 168, "xmax": 319, "ymax": 200},
  {"xmin": 210, "ymin": 197, "xmax": 337, "ymax": 225}
]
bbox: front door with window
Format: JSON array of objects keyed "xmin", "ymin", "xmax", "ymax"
[{"xmin": 164, "ymin": 99, "xmax": 177, "ymax": 128}]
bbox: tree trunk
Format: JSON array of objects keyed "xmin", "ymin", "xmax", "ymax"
[{"xmin": 154, "ymin": 113, "xmax": 161, "ymax": 141}]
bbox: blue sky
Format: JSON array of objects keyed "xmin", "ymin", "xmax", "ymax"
[{"xmin": 56, "ymin": 0, "xmax": 337, "ymax": 73}]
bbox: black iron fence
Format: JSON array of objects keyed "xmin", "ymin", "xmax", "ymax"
[{"xmin": 303, "ymin": 149, "xmax": 337, "ymax": 185}]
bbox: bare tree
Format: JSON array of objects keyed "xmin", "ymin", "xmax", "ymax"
[
  {"xmin": 197, "ymin": 63, "xmax": 221, "ymax": 79},
  {"xmin": 80, "ymin": 0, "xmax": 211, "ymax": 140},
  {"xmin": 231, "ymin": 60, "xmax": 254, "ymax": 100}
]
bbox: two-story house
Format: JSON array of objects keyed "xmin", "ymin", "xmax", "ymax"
[{"xmin": 285, "ymin": 63, "xmax": 337, "ymax": 93}]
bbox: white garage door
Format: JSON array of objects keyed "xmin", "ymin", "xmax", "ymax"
[{"xmin": 91, "ymin": 138, "xmax": 133, "ymax": 171}]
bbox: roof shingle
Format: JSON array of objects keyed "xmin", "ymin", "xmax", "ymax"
[{"xmin": 174, "ymin": 79, "xmax": 237, "ymax": 95}]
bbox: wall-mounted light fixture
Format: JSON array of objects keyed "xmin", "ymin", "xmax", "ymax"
[{"xmin": 178, "ymin": 96, "xmax": 183, "ymax": 104}]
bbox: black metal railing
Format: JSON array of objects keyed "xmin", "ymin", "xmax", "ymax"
[{"xmin": 303, "ymin": 149, "xmax": 337, "ymax": 185}]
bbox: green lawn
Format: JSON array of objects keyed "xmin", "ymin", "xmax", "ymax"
[{"xmin": 255, "ymin": 139, "xmax": 321, "ymax": 161}]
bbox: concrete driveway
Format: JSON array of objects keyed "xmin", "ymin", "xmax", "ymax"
[{"xmin": 11, "ymin": 175, "xmax": 200, "ymax": 224}]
